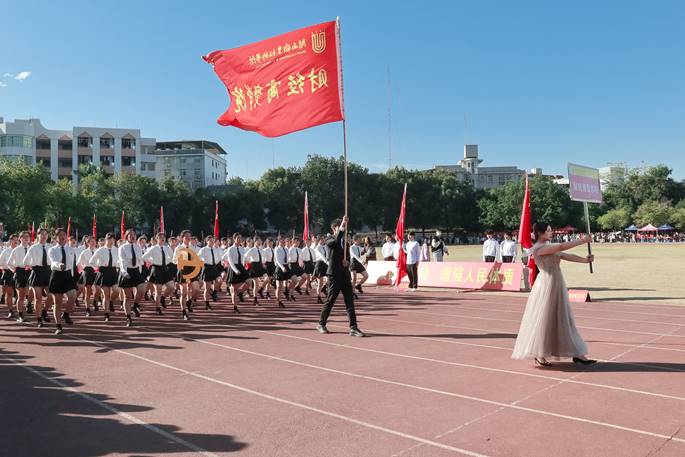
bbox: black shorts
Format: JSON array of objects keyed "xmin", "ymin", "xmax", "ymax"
[
  {"xmin": 1, "ymin": 269, "xmax": 15, "ymax": 287},
  {"xmin": 484, "ymin": 256, "xmax": 496, "ymax": 263},
  {"xmin": 29, "ymin": 266, "xmax": 51, "ymax": 288},
  {"xmin": 265, "ymin": 262, "xmax": 276, "ymax": 277},
  {"xmin": 249, "ymin": 262, "xmax": 266, "ymax": 278},
  {"xmin": 149, "ymin": 265, "xmax": 170, "ymax": 285},
  {"xmin": 118, "ymin": 267, "xmax": 143, "ymax": 289},
  {"xmin": 78, "ymin": 266, "xmax": 97, "ymax": 286},
  {"xmin": 96, "ymin": 266, "xmax": 119, "ymax": 287},
  {"xmin": 502, "ymin": 256, "xmax": 514, "ymax": 263},
  {"xmin": 303, "ymin": 260, "xmax": 315, "ymax": 275},
  {"xmin": 227, "ymin": 265, "xmax": 249, "ymax": 284},
  {"xmin": 350, "ymin": 259, "xmax": 366, "ymax": 273},
  {"xmin": 48, "ymin": 270, "xmax": 75, "ymax": 295},
  {"xmin": 14, "ymin": 268, "xmax": 30, "ymax": 288},
  {"xmin": 274, "ymin": 266, "xmax": 292, "ymax": 281},
  {"xmin": 201, "ymin": 264, "xmax": 220, "ymax": 282},
  {"xmin": 313, "ymin": 261, "xmax": 328, "ymax": 278},
  {"xmin": 289, "ymin": 263, "xmax": 304, "ymax": 277}
]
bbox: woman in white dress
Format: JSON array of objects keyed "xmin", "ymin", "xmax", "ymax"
[{"xmin": 512, "ymin": 222, "xmax": 597, "ymax": 367}]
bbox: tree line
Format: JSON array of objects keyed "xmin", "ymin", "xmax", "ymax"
[{"xmin": 1, "ymin": 156, "xmax": 684, "ymax": 239}]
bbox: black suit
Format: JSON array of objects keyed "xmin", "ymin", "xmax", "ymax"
[{"xmin": 319, "ymin": 227, "xmax": 358, "ymax": 329}]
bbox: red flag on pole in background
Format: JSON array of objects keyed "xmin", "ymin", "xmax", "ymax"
[
  {"xmin": 213, "ymin": 201, "xmax": 220, "ymax": 238},
  {"xmin": 518, "ymin": 175, "xmax": 538, "ymax": 286},
  {"xmin": 202, "ymin": 20, "xmax": 344, "ymax": 137},
  {"xmin": 66, "ymin": 216, "xmax": 71, "ymax": 238},
  {"xmin": 30, "ymin": 222, "xmax": 35, "ymax": 242},
  {"xmin": 160, "ymin": 206, "xmax": 165, "ymax": 234},
  {"xmin": 303, "ymin": 192, "xmax": 309, "ymax": 241},
  {"xmin": 394, "ymin": 184, "xmax": 408, "ymax": 286},
  {"xmin": 120, "ymin": 210, "xmax": 125, "ymax": 239},
  {"xmin": 92, "ymin": 214, "xmax": 97, "ymax": 239}
]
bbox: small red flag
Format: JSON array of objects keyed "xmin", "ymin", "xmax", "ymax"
[
  {"xmin": 518, "ymin": 175, "xmax": 538, "ymax": 286},
  {"xmin": 92, "ymin": 214, "xmax": 97, "ymax": 239},
  {"xmin": 394, "ymin": 184, "xmax": 408, "ymax": 286},
  {"xmin": 303, "ymin": 192, "xmax": 309, "ymax": 241},
  {"xmin": 30, "ymin": 222, "xmax": 35, "ymax": 242},
  {"xmin": 160, "ymin": 206, "xmax": 165, "ymax": 234},
  {"xmin": 66, "ymin": 216, "xmax": 72, "ymax": 238},
  {"xmin": 203, "ymin": 20, "xmax": 344, "ymax": 137},
  {"xmin": 120, "ymin": 210, "xmax": 125, "ymax": 239},
  {"xmin": 213, "ymin": 201, "xmax": 220, "ymax": 238}
]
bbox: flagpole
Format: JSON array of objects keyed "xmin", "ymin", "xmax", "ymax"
[{"xmin": 337, "ymin": 16, "xmax": 349, "ymax": 261}]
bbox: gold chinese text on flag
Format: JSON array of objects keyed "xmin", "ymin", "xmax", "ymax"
[{"xmin": 203, "ymin": 20, "xmax": 344, "ymax": 137}]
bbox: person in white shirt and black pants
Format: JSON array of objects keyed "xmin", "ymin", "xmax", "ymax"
[
  {"xmin": 381, "ymin": 234, "xmax": 395, "ymax": 261},
  {"xmin": 404, "ymin": 231, "xmax": 421, "ymax": 290},
  {"xmin": 24, "ymin": 228, "xmax": 54, "ymax": 326},
  {"xmin": 500, "ymin": 232, "xmax": 517, "ymax": 263},
  {"xmin": 482, "ymin": 230, "xmax": 500, "ymax": 263},
  {"xmin": 118, "ymin": 229, "xmax": 143, "ymax": 327},
  {"xmin": 90, "ymin": 233, "xmax": 120, "ymax": 321},
  {"xmin": 349, "ymin": 236, "xmax": 368, "ymax": 295},
  {"xmin": 142, "ymin": 232, "xmax": 174, "ymax": 316},
  {"xmin": 48, "ymin": 228, "xmax": 77, "ymax": 335},
  {"xmin": 10, "ymin": 231, "xmax": 32, "ymax": 322}
]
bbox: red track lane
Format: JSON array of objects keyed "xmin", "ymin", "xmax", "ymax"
[{"xmin": 1, "ymin": 286, "xmax": 684, "ymax": 457}]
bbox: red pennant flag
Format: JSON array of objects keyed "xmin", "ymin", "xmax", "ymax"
[
  {"xmin": 518, "ymin": 175, "xmax": 538, "ymax": 286},
  {"xmin": 30, "ymin": 222, "xmax": 35, "ymax": 242},
  {"xmin": 213, "ymin": 201, "xmax": 220, "ymax": 238},
  {"xmin": 66, "ymin": 216, "xmax": 72, "ymax": 238},
  {"xmin": 159, "ymin": 206, "xmax": 165, "ymax": 234},
  {"xmin": 303, "ymin": 192, "xmax": 309, "ymax": 241},
  {"xmin": 120, "ymin": 210, "xmax": 125, "ymax": 239},
  {"xmin": 92, "ymin": 214, "xmax": 97, "ymax": 239},
  {"xmin": 394, "ymin": 184, "xmax": 408, "ymax": 286},
  {"xmin": 203, "ymin": 20, "xmax": 344, "ymax": 137}
]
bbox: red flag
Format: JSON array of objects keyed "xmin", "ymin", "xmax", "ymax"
[
  {"xmin": 303, "ymin": 192, "xmax": 309, "ymax": 241},
  {"xmin": 213, "ymin": 201, "xmax": 220, "ymax": 238},
  {"xmin": 92, "ymin": 214, "xmax": 97, "ymax": 239},
  {"xmin": 518, "ymin": 175, "xmax": 538, "ymax": 285},
  {"xmin": 203, "ymin": 20, "xmax": 344, "ymax": 137},
  {"xmin": 160, "ymin": 206, "xmax": 165, "ymax": 234},
  {"xmin": 394, "ymin": 184, "xmax": 408, "ymax": 286},
  {"xmin": 120, "ymin": 210, "xmax": 125, "ymax": 239},
  {"xmin": 30, "ymin": 222, "xmax": 35, "ymax": 242},
  {"xmin": 66, "ymin": 216, "xmax": 71, "ymax": 238}
]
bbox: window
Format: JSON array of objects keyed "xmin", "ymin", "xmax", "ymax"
[
  {"xmin": 101, "ymin": 157, "xmax": 113, "ymax": 166},
  {"xmin": 100, "ymin": 137, "xmax": 114, "ymax": 149},
  {"xmin": 78, "ymin": 155, "xmax": 91, "ymax": 165},
  {"xmin": 141, "ymin": 162, "xmax": 156, "ymax": 171},
  {"xmin": 498, "ymin": 175, "xmax": 506, "ymax": 185},
  {"xmin": 36, "ymin": 139, "xmax": 50, "ymax": 150},
  {"xmin": 194, "ymin": 168, "xmax": 201, "ymax": 176},
  {"xmin": 38, "ymin": 158, "xmax": 51, "ymax": 168},
  {"xmin": 180, "ymin": 169, "xmax": 186, "ymax": 177},
  {"xmin": 0, "ymin": 135, "xmax": 33, "ymax": 148},
  {"xmin": 59, "ymin": 159, "xmax": 72, "ymax": 168},
  {"xmin": 487, "ymin": 176, "xmax": 494, "ymax": 184},
  {"xmin": 122, "ymin": 156, "xmax": 135, "ymax": 167},
  {"xmin": 58, "ymin": 140, "xmax": 72, "ymax": 150},
  {"xmin": 122, "ymin": 138, "xmax": 136, "ymax": 149},
  {"xmin": 78, "ymin": 136, "xmax": 92, "ymax": 148}
]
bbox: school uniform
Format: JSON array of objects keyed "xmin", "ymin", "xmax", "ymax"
[
  {"xmin": 0, "ymin": 247, "xmax": 15, "ymax": 287},
  {"xmin": 139, "ymin": 244, "xmax": 152, "ymax": 282},
  {"xmin": 77, "ymin": 248, "xmax": 97, "ymax": 286},
  {"xmin": 198, "ymin": 246, "xmax": 221, "ymax": 282},
  {"xmin": 91, "ymin": 246, "xmax": 119, "ymax": 287},
  {"xmin": 274, "ymin": 246, "xmax": 292, "ymax": 281},
  {"xmin": 245, "ymin": 247, "xmax": 266, "ymax": 278},
  {"xmin": 349, "ymin": 244, "xmax": 366, "ymax": 273},
  {"xmin": 262, "ymin": 247, "xmax": 276, "ymax": 277},
  {"xmin": 313, "ymin": 244, "xmax": 329, "ymax": 278},
  {"xmin": 404, "ymin": 240, "xmax": 421, "ymax": 289},
  {"xmin": 500, "ymin": 239, "xmax": 517, "ymax": 263},
  {"xmin": 47, "ymin": 244, "xmax": 76, "ymax": 294},
  {"xmin": 381, "ymin": 241, "xmax": 395, "ymax": 261},
  {"xmin": 142, "ymin": 244, "xmax": 173, "ymax": 285},
  {"xmin": 24, "ymin": 242, "xmax": 52, "ymax": 288},
  {"xmin": 10, "ymin": 244, "xmax": 31, "ymax": 288},
  {"xmin": 173, "ymin": 243, "xmax": 200, "ymax": 283},
  {"xmin": 224, "ymin": 245, "xmax": 249, "ymax": 284},
  {"xmin": 288, "ymin": 246, "xmax": 304, "ymax": 277},
  {"xmin": 301, "ymin": 245, "xmax": 315, "ymax": 275},
  {"xmin": 118, "ymin": 242, "xmax": 143, "ymax": 288},
  {"xmin": 71, "ymin": 244, "xmax": 84, "ymax": 284}
]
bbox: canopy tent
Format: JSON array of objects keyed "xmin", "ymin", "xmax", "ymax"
[
  {"xmin": 553, "ymin": 225, "xmax": 577, "ymax": 234},
  {"xmin": 624, "ymin": 224, "xmax": 638, "ymax": 232},
  {"xmin": 638, "ymin": 224, "xmax": 658, "ymax": 232},
  {"xmin": 658, "ymin": 224, "xmax": 674, "ymax": 231}
]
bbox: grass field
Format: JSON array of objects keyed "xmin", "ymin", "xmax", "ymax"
[{"xmin": 436, "ymin": 243, "xmax": 685, "ymax": 305}]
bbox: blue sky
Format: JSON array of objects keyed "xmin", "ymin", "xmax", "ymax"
[{"xmin": 2, "ymin": 1, "xmax": 684, "ymax": 179}]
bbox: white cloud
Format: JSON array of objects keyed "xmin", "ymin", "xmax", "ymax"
[
  {"xmin": 14, "ymin": 71, "xmax": 31, "ymax": 81},
  {"xmin": 0, "ymin": 81, "xmax": 6, "ymax": 87},
  {"xmin": 2, "ymin": 73, "xmax": 12, "ymax": 78}
]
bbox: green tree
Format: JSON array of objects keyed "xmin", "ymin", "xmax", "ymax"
[
  {"xmin": 596, "ymin": 207, "xmax": 631, "ymax": 231},
  {"xmin": 633, "ymin": 201, "xmax": 674, "ymax": 227}
]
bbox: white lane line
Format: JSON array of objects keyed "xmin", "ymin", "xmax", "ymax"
[
  {"xmin": 124, "ymin": 324, "xmax": 685, "ymax": 446},
  {"xmin": 56, "ymin": 331, "xmax": 489, "ymax": 457},
  {"xmin": 0, "ymin": 354, "xmax": 220, "ymax": 457}
]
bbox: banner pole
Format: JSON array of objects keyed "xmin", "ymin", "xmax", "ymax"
[
  {"xmin": 584, "ymin": 201, "xmax": 594, "ymax": 273},
  {"xmin": 342, "ymin": 119, "xmax": 349, "ymax": 260}
]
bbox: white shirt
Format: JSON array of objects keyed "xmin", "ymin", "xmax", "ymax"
[
  {"xmin": 482, "ymin": 238, "xmax": 500, "ymax": 260},
  {"xmin": 350, "ymin": 244, "xmax": 364, "ymax": 263},
  {"xmin": 48, "ymin": 244, "xmax": 76, "ymax": 272},
  {"xmin": 198, "ymin": 246, "xmax": 221, "ymax": 265},
  {"xmin": 118, "ymin": 242, "xmax": 142, "ymax": 270},
  {"xmin": 142, "ymin": 244, "xmax": 173, "ymax": 266},
  {"xmin": 23, "ymin": 243, "xmax": 51, "ymax": 267},
  {"xmin": 222, "ymin": 245, "xmax": 243, "ymax": 273},
  {"xmin": 9, "ymin": 244, "xmax": 30, "ymax": 269},
  {"xmin": 244, "ymin": 247, "xmax": 264, "ymax": 264},
  {"xmin": 301, "ymin": 245, "xmax": 315, "ymax": 262},
  {"xmin": 0, "ymin": 247, "xmax": 13, "ymax": 270},
  {"xmin": 288, "ymin": 246, "xmax": 301, "ymax": 264},
  {"xmin": 91, "ymin": 246, "xmax": 119, "ymax": 268},
  {"xmin": 315, "ymin": 244, "xmax": 329, "ymax": 264},
  {"xmin": 77, "ymin": 248, "xmax": 96, "ymax": 268},
  {"xmin": 381, "ymin": 241, "xmax": 395, "ymax": 259},
  {"xmin": 261, "ymin": 247, "xmax": 275, "ymax": 262},
  {"xmin": 173, "ymin": 244, "xmax": 193, "ymax": 265},
  {"xmin": 500, "ymin": 240, "xmax": 517, "ymax": 261},
  {"xmin": 404, "ymin": 240, "xmax": 421, "ymax": 265},
  {"xmin": 274, "ymin": 246, "xmax": 289, "ymax": 272}
]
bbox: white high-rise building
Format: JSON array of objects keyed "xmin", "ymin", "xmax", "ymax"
[{"xmin": 435, "ymin": 144, "xmax": 526, "ymax": 190}]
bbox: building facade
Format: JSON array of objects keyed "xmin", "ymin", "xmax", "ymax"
[
  {"xmin": 0, "ymin": 117, "xmax": 227, "ymax": 190},
  {"xmin": 435, "ymin": 144, "xmax": 525, "ymax": 190}
]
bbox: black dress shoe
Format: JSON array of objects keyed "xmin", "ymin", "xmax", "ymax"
[
  {"xmin": 573, "ymin": 357, "xmax": 597, "ymax": 365},
  {"xmin": 16, "ymin": 313, "xmax": 25, "ymax": 323},
  {"xmin": 253, "ymin": 298, "xmax": 259, "ymax": 306},
  {"xmin": 85, "ymin": 308, "xmax": 92, "ymax": 317},
  {"xmin": 54, "ymin": 325, "xmax": 63, "ymax": 335},
  {"xmin": 205, "ymin": 302, "xmax": 213, "ymax": 310},
  {"xmin": 294, "ymin": 286, "xmax": 302, "ymax": 295},
  {"xmin": 126, "ymin": 316, "xmax": 133, "ymax": 327},
  {"xmin": 211, "ymin": 291, "xmax": 218, "ymax": 302},
  {"xmin": 63, "ymin": 314, "xmax": 74, "ymax": 325},
  {"xmin": 7, "ymin": 310, "xmax": 14, "ymax": 319},
  {"xmin": 278, "ymin": 301, "xmax": 285, "ymax": 308},
  {"xmin": 353, "ymin": 293, "xmax": 359, "ymax": 300},
  {"xmin": 233, "ymin": 305, "xmax": 240, "ymax": 314},
  {"xmin": 37, "ymin": 319, "xmax": 44, "ymax": 328},
  {"xmin": 26, "ymin": 302, "xmax": 34, "ymax": 314},
  {"xmin": 182, "ymin": 310, "xmax": 190, "ymax": 321},
  {"xmin": 356, "ymin": 285, "xmax": 364, "ymax": 294},
  {"xmin": 316, "ymin": 296, "xmax": 324, "ymax": 304},
  {"xmin": 104, "ymin": 313, "xmax": 111, "ymax": 322},
  {"xmin": 160, "ymin": 297, "xmax": 167, "ymax": 308},
  {"xmin": 156, "ymin": 307, "xmax": 163, "ymax": 316},
  {"xmin": 316, "ymin": 324, "xmax": 329, "ymax": 334},
  {"xmin": 349, "ymin": 328, "xmax": 366, "ymax": 337}
]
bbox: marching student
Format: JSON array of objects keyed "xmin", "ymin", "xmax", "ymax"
[
  {"xmin": 349, "ymin": 236, "xmax": 368, "ymax": 295},
  {"xmin": 167, "ymin": 236, "xmax": 179, "ymax": 302},
  {"xmin": 301, "ymin": 237, "xmax": 316, "ymax": 294},
  {"xmin": 47, "ymin": 228, "xmax": 77, "ymax": 335},
  {"xmin": 24, "ymin": 228, "xmax": 54, "ymax": 327},
  {"xmin": 91, "ymin": 233, "xmax": 120, "ymax": 321},
  {"xmin": 288, "ymin": 238, "xmax": 306, "ymax": 295},
  {"xmin": 273, "ymin": 237, "xmax": 293, "ymax": 307},
  {"xmin": 1, "ymin": 234, "xmax": 18, "ymax": 319},
  {"xmin": 404, "ymin": 231, "xmax": 421, "ymax": 290},
  {"xmin": 482, "ymin": 230, "xmax": 500, "ymax": 263},
  {"xmin": 223, "ymin": 233, "xmax": 249, "ymax": 313},
  {"xmin": 381, "ymin": 234, "xmax": 395, "ymax": 261},
  {"xmin": 118, "ymin": 229, "xmax": 143, "ymax": 327},
  {"xmin": 313, "ymin": 235, "xmax": 329, "ymax": 304},
  {"xmin": 317, "ymin": 216, "xmax": 365, "ymax": 337},
  {"xmin": 10, "ymin": 231, "xmax": 32, "ymax": 322},
  {"xmin": 500, "ymin": 232, "xmax": 517, "ymax": 263},
  {"xmin": 198, "ymin": 235, "xmax": 221, "ymax": 310},
  {"xmin": 138, "ymin": 235, "xmax": 154, "ymax": 301},
  {"xmin": 245, "ymin": 236, "xmax": 268, "ymax": 304},
  {"xmin": 173, "ymin": 230, "xmax": 200, "ymax": 318},
  {"xmin": 142, "ymin": 232, "xmax": 174, "ymax": 316},
  {"xmin": 77, "ymin": 236, "xmax": 98, "ymax": 316},
  {"xmin": 261, "ymin": 238, "xmax": 276, "ymax": 299}
]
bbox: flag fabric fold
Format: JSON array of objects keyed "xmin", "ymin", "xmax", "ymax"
[
  {"xmin": 518, "ymin": 175, "xmax": 538, "ymax": 286},
  {"xmin": 213, "ymin": 201, "xmax": 220, "ymax": 238},
  {"xmin": 66, "ymin": 216, "xmax": 71, "ymax": 238},
  {"xmin": 160, "ymin": 206, "xmax": 165, "ymax": 234},
  {"xmin": 92, "ymin": 214, "xmax": 97, "ymax": 239},
  {"xmin": 394, "ymin": 184, "xmax": 408, "ymax": 286},
  {"xmin": 203, "ymin": 20, "xmax": 344, "ymax": 137},
  {"xmin": 120, "ymin": 211, "xmax": 125, "ymax": 239},
  {"xmin": 303, "ymin": 192, "xmax": 309, "ymax": 241}
]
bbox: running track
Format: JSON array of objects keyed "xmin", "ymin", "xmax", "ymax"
[{"xmin": 1, "ymin": 288, "xmax": 684, "ymax": 457}]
